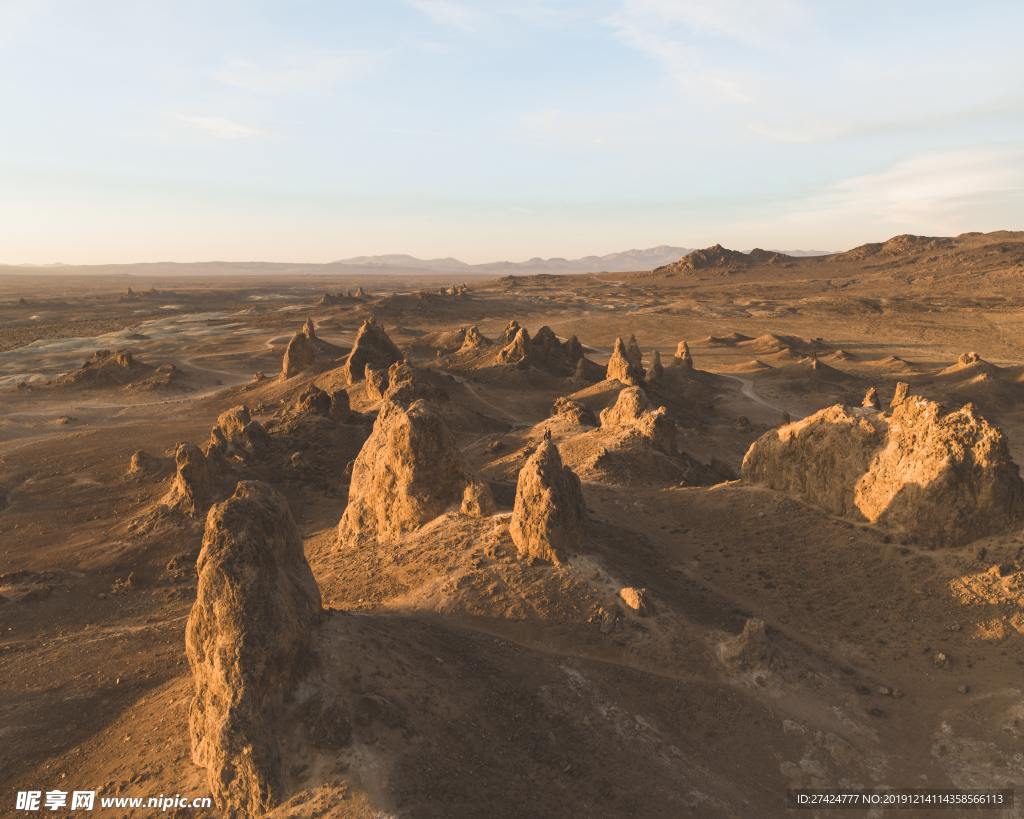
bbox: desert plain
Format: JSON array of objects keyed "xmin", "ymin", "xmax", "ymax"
[{"xmin": 3, "ymin": 231, "xmax": 1024, "ymax": 817}]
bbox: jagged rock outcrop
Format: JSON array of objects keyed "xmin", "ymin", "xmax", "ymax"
[
  {"xmin": 186, "ymin": 481, "xmax": 322, "ymax": 815},
  {"xmin": 891, "ymin": 381, "xmax": 909, "ymax": 408},
  {"xmin": 741, "ymin": 395, "xmax": 1024, "ymax": 546},
  {"xmin": 208, "ymin": 406, "xmax": 269, "ymax": 461},
  {"xmin": 563, "ymin": 335, "xmax": 584, "ymax": 363},
  {"xmin": 285, "ymin": 384, "xmax": 350, "ymax": 423},
  {"xmin": 599, "ymin": 387, "xmax": 676, "ymax": 454},
  {"xmin": 56, "ymin": 348, "xmax": 153, "ymax": 387},
  {"xmin": 365, "ymin": 365, "xmax": 389, "ymax": 400},
  {"xmin": 382, "ymin": 361, "xmax": 432, "ymax": 406},
  {"xmin": 497, "ymin": 327, "xmax": 531, "ymax": 367},
  {"xmin": 162, "ymin": 443, "xmax": 217, "ymax": 517},
  {"xmin": 862, "ymin": 386, "xmax": 881, "ymax": 410},
  {"xmin": 338, "ymin": 400, "xmax": 491, "ymax": 544},
  {"xmin": 958, "ymin": 351, "xmax": 982, "ymax": 366},
  {"xmin": 625, "ymin": 335, "xmax": 643, "ymax": 369},
  {"xmin": 460, "ymin": 325, "xmax": 488, "ymax": 351},
  {"xmin": 605, "ymin": 337, "xmax": 644, "ymax": 386},
  {"xmin": 551, "ymin": 396, "xmax": 597, "ymax": 426},
  {"xmin": 718, "ymin": 618, "xmax": 782, "ymax": 671},
  {"xmin": 509, "ymin": 433, "xmax": 586, "ymax": 565},
  {"xmin": 340, "ymin": 317, "xmax": 403, "ymax": 384},
  {"xmin": 501, "ymin": 320, "xmax": 522, "ymax": 344},
  {"xmin": 646, "ymin": 351, "xmax": 664, "ymax": 384},
  {"xmin": 674, "ymin": 340, "xmax": 693, "ymax": 370}
]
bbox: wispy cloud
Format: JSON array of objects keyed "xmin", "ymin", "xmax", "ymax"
[
  {"xmin": 617, "ymin": 0, "xmax": 808, "ymax": 47},
  {"xmin": 603, "ymin": 0, "xmax": 809, "ymax": 103},
  {"xmin": 737, "ymin": 146, "xmax": 1024, "ymax": 241},
  {"xmin": 214, "ymin": 51, "xmax": 381, "ymax": 94},
  {"xmin": 171, "ymin": 114, "xmax": 266, "ymax": 140},
  {"xmin": 407, "ymin": 0, "xmax": 480, "ymax": 32}
]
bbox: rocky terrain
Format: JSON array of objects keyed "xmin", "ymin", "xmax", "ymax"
[{"xmin": 3, "ymin": 230, "xmax": 1024, "ymax": 817}]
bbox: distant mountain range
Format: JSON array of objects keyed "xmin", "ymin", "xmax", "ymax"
[
  {"xmin": 330, "ymin": 246, "xmax": 832, "ymax": 275},
  {"xmin": 1, "ymin": 246, "xmax": 834, "ymax": 277}
]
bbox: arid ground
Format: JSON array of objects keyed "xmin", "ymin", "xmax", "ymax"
[{"xmin": 3, "ymin": 231, "xmax": 1024, "ymax": 817}]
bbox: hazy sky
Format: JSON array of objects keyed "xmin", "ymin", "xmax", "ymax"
[{"xmin": 2, "ymin": 0, "xmax": 1023, "ymax": 264}]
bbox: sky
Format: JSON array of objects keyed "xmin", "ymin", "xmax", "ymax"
[{"xmin": 1, "ymin": 0, "xmax": 1023, "ymax": 265}]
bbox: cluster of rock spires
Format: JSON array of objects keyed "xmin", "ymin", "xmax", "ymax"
[
  {"xmin": 605, "ymin": 334, "xmax": 694, "ymax": 386},
  {"xmin": 494, "ymin": 321, "xmax": 588, "ymax": 376},
  {"xmin": 160, "ymin": 385, "xmax": 360, "ymax": 520},
  {"xmin": 318, "ymin": 286, "xmax": 368, "ymax": 306},
  {"xmin": 55, "ymin": 348, "xmax": 179, "ymax": 390},
  {"xmin": 741, "ymin": 382, "xmax": 1024, "ymax": 546}
]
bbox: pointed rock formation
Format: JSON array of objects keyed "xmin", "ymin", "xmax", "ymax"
[
  {"xmin": 646, "ymin": 351, "xmax": 664, "ymax": 384},
  {"xmin": 302, "ymin": 317, "xmax": 317, "ymax": 338},
  {"xmin": 162, "ymin": 443, "xmax": 216, "ymax": 517},
  {"xmin": 281, "ymin": 330, "xmax": 316, "ymax": 380},
  {"xmin": 606, "ymin": 337, "xmax": 644, "ymax": 386},
  {"xmin": 364, "ymin": 365, "xmax": 389, "ymax": 400},
  {"xmin": 338, "ymin": 400, "xmax": 491, "ymax": 544},
  {"xmin": 625, "ymin": 335, "xmax": 643, "ymax": 369},
  {"xmin": 382, "ymin": 361, "xmax": 431, "ymax": 406},
  {"xmin": 509, "ymin": 433, "xmax": 586, "ymax": 565},
  {"xmin": 186, "ymin": 481, "xmax": 321, "ymax": 815},
  {"xmin": 340, "ymin": 317, "xmax": 403, "ymax": 384},
  {"xmin": 460, "ymin": 325, "xmax": 488, "ymax": 351},
  {"xmin": 599, "ymin": 387, "xmax": 676, "ymax": 454},
  {"xmin": 862, "ymin": 386, "xmax": 881, "ymax": 410},
  {"xmin": 563, "ymin": 335, "xmax": 584, "ymax": 363},
  {"xmin": 530, "ymin": 326, "xmax": 563, "ymax": 358},
  {"xmin": 674, "ymin": 340, "xmax": 693, "ymax": 370},
  {"xmin": 891, "ymin": 381, "xmax": 909, "ymax": 408},
  {"xmin": 741, "ymin": 397, "xmax": 1024, "ymax": 546},
  {"xmin": 497, "ymin": 327, "xmax": 531, "ymax": 367},
  {"xmin": 501, "ymin": 319, "xmax": 522, "ymax": 344}
]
